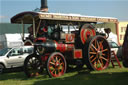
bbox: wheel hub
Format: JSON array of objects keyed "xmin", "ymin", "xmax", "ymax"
[
  {"xmin": 98, "ymin": 51, "xmax": 102, "ymax": 56},
  {"xmin": 55, "ymin": 62, "xmax": 60, "ymax": 68},
  {"xmin": 97, "ymin": 50, "xmax": 102, "ymax": 59}
]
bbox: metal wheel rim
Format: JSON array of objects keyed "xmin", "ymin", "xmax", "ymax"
[
  {"xmin": 47, "ymin": 53, "xmax": 66, "ymax": 77},
  {"xmin": 88, "ymin": 36, "xmax": 110, "ymax": 70},
  {"xmin": 26, "ymin": 56, "xmax": 41, "ymax": 77}
]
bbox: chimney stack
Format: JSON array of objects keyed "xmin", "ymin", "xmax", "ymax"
[{"xmin": 40, "ymin": 0, "xmax": 48, "ymax": 12}]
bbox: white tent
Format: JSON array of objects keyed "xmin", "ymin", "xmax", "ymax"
[
  {"xmin": 5, "ymin": 34, "xmax": 23, "ymax": 48},
  {"xmin": 0, "ymin": 33, "xmax": 29, "ymax": 49}
]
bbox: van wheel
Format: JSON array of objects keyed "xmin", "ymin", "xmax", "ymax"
[{"xmin": 0, "ymin": 64, "xmax": 5, "ymax": 74}]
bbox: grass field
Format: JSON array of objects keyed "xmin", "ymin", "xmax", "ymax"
[{"xmin": 0, "ymin": 62, "xmax": 128, "ymax": 85}]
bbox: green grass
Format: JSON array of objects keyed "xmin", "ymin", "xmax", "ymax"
[{"xmin": 0, "ymin": 63, "xmax": 128, "ymax": 85}]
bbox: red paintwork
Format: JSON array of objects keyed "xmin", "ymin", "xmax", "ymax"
[
  {"xmin": 92, "ymin": 29, "xmax": 96, "ymax": 36},
  {"xmin": 74, "ymin": 49, "xmax": 82, "ymax": 59},
  {"xmin": 56, "ymin": 43, "xmax": 66, "ymax": 52},
  {"xmin": 55, "ymin": 42, "xmax": 74, "ymax": 52},
  {"xmin": 111, "ymin": 51, "xmax": 122, "ymax": 68},
  {"xmin": 65, "ymin": 34, "xmax": 75, "ymax": 43},
  {"xmin": 34, "ymin": 37, "xmax": 47, "ymax": 42},
  {"xmin": 80, "ymin": 28, "xmax": 96, "ymax": 44},
  {"xmin": 81, "ymin": 29, "xmax": 85, "ymax": 43},
  {"xmin": 42, "ymin": 26, "xmax": 48, "ymax": 32},
  {"xmin": 41, "ymin": 54, "xmax": 49, "ymax": 62}
]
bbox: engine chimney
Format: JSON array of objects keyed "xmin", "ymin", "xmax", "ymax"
[{"xmin": 40, "ymin": 0, "xmax": 48, "ymax": 12}]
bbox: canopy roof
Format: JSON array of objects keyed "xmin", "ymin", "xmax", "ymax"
[
  {"xmin": 11, "ymin": 11, "xmax": 118, "ymax": 24},
  {"xmin": 11, "ymin": 11, "xmax": 39, "ymax": 24}
]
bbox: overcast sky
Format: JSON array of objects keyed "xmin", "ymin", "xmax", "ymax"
[{"xmin": 0, "ymin": 0, "xmax": 128, "ymax": 23}]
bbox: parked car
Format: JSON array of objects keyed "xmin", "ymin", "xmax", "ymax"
[
  {"xmin": 0, "ymin": 46, "xmax": 33, "ymax": 73},
  {"xmin": 122, "ymin": 24, "xmax": 128, "ymax": 67},
  {"xmin": 108, "ymin": 41, "xmax": 122, "ymax": 60}
]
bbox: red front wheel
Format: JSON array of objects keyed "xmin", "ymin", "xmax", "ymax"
[{"xmin": 47, "ymin": 52, "xmax": 67, "ymax": 77}]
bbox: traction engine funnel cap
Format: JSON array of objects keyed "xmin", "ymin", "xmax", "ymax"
[{"xmin": 40, "ymin": 0, "xmax": 48, "ymax": 12}]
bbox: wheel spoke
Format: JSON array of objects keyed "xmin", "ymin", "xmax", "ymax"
[
  {"xmin": 97, "ymin": 41, "xmax": 100, "ymax": 50},
  {"xmin": 58, "ymin": 58, "xmax": 61, "ymax": 63},
  {"xmin": 98, "ymin": 59, "xmax": 103, "ymax": 68},
  {"xmin": 32, "ymin": 58, "xmax": 35, "ymax": 64},
  {"xmin": 99, "ymin": 40, "xmax": 104, "ymax": 48},
  {"xmin": 100, "ymin": 56, "xmax": 108, "ymax": 62},
  {"xmin": 90, "ymin": 46, "xmax": 95, "ymax": 52},
  {"xmin": 100, "ymin": 58, "xmax": 104, "ymax": 67},
  {"xmin": 60, "ymin": 62, "xmax": 64, "ymax": 66},
  {"xmin": 102, "ymin": 53, "xmax": 106, "ymax": 56},
  {"xmin": 90, "ymin": 55, "xmax": 94, "ymax": 59},
  {"xmin": 49, "ymin": 65, "xmax": 54, "ymax": 69},
  {"xmin": 29, "ymin": 58, "xmax": 33, "ymax": 65},
  {"xmin": 50, "ymin": 61, "xmax": 55, "ymax": 65},
  {"xmin": 51, "ymin": 69, "xmax": 56, "ymax": 74},
  {"xmin": 89, "ymin": 52, "xmax": 97, "ymax": 54},
  {"xmin": 91, "ymin": 44, "xmax": 97, "ymax": 51},
  {"xmin": 58, "ymin": 65, "xmax": 63, "ymax": 72},
  {"xmin": 55, "ymin": 56, "xmax": 58, "ymax": 62},
  {"xmin": 102, "ymin": 49, "xmax": 108, "ymax": 52},
  {"xmin": 52, "ymin": 57, "xmax": 56, "ymax": 63},
  {"xmin": 91, "ymin": 57, "xmax": 97, "ymax": 62},
  {"xmin": 28, "ymin": 61, "xmax": 32, "ymax": 66},
  {"xmin": 34, "ymin": 58, "xmax": 38, "ymax": 64},
  {"xmin": 100, "ymin": 40, "xmax": 104, "ymax": 44},
  {"xmin": 94, "ymin": 39, "xmax": 97, "ymax": 48}
]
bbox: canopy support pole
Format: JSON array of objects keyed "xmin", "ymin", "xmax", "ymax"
[{"xmin": 33, "ymin": 18, "xmax": 36, "ymax": 38}]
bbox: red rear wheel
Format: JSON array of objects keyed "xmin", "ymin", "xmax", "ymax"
[
  {"xmin": 47, "ymin": 52, "xmax": 67, "ymax": 77},
  {"xmin": 84, "ymin": 35, "xmax": 110, "ymax": 71}
]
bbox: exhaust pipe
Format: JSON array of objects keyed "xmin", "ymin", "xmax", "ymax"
[{"xmin": 40, "ymin": 0, "xmax": 48, "ymax": 12}]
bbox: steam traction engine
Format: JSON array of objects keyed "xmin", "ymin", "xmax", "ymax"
[{"xmin": 11, "ymin": 11, "xmax": 118, "ymax": 77}]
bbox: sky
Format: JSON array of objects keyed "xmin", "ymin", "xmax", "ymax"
[{"xmin": 0, "ymin": 0, "xmax": 128, "ymax": 23}]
